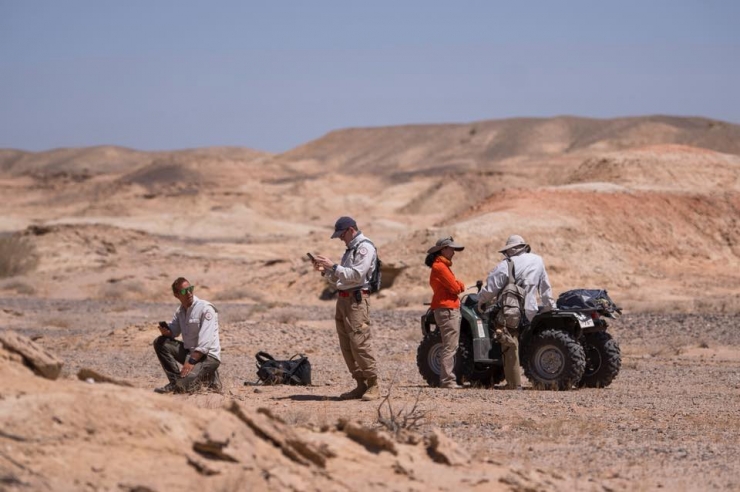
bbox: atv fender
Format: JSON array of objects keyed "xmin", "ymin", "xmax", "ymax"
[
  {"xmin": 420, "ymin": 309, "xmax": 435, "ymax": 336},
  {"xmin": 523, "ymin": 310, "xmax": 587, "ymax": 343},
  {"xmin": 460, "ymin": 304, "xmax": 496, "ymax": 363}
]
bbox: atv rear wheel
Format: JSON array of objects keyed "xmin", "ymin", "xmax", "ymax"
[
  {"xmin": 523, "ymin": 329, "xmax": 585, "ymax": 390},
  {"xmin": 578, "ymin": 331, "xmax": 621, "ymax": 388},
  {"xmin": 416, "ymin": 329, "xmax": 445, "ymax": 387},
  {"xmin": 416, "ymin": 330, "xmax": 474, "ymax": 387}
]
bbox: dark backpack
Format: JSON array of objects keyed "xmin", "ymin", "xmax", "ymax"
[
  {"xmin": 557, "ymin": 289, "xmax": 621, "ymax": 315},
  {"xmin": 495, "ymin": 258, "xmax": 526, "ymax": 330},
  {"xmin": 255, "ymin": 352, "xmax": 312, "ymax": 386},
  {"xmin": 353, "ymin": 239, "xmax": 382, "ymax": 293}
]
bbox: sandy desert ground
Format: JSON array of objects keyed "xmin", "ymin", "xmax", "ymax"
[{"xmin": 1, "ymin": 115, "xmax": 740, "ymax": 491}]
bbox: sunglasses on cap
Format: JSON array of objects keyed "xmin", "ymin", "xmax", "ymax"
[{"xmin": 177, "ymin": 285, "xmax": 195, "ymax": 296}]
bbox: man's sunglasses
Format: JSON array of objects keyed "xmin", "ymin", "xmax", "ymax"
[{"xmin": 177, "ymin": 285, "xmax": 195, "ymax": 296}]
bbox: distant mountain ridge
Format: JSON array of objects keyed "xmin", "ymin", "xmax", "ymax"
[
  {"xmin": 277, "ymin": 115, "xmax": 740, "ymax": 175},
  {"xmin": 0, "ymin": 145, "xmax": 270, "ymax": 177}
]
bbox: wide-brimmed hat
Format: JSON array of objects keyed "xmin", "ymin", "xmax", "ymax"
[
  {"xmin": 499, "ymin": 234, "xmax": 530, "ymax": 253},
  {"xmin": 330, "ymin": 216, "xmax": 358, "ymax": 238},
  {"xmin": 427, "ymin": 236, "xmax": 465, "ymax": 254}
]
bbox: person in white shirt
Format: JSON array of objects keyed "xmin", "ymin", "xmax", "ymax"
[
  {"xmin": 477, "ymin": 235, "xmax": 556, "ymax": 389},
  {"xmin": 153, "ymin": 277, "xmax": 222, "ymax": 394}
]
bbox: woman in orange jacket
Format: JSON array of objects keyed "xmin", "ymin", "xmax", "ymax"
[{"xmin": 425, "ymin": 236, "xmax": 466, "ymax": 389}]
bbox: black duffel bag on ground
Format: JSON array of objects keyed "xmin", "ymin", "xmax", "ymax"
[{"xmin": 255, "ymin": 351, "xmax": 312, "ymax": 385}]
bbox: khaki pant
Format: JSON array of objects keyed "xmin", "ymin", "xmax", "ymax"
[
  {"xmin": 153, "ymin": 336, "xmax": 222, "ymax": 393},
  {"xmin": 498, "ymin": 327, "xmax": 521, "ymax": 388},
  {"xmin": 335, "ymin": 293, "xmax": 377, "ymax": 383},
  {"xmin": 433, "ymin": 308, "xmax": 461, "ymax": 385}
]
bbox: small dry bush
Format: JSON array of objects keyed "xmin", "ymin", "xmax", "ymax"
[
  {"xmin": 1, "ymin": 279, "xmax": 36, "ymax": 295},
  {"xmin": 213, "ymin": 288, "xmax": 249, "ymax": 302},
  {"xmin": 272, "ymin": 307, "xmax": 305, "ymax": 324},
  {"xmin": 282, "ymin": 408, "xmax": 313, "ymax": 426},
  {"xmin": 41, "ymin": 317, "xmax": 71, "ymax": 329},
  {"xmin": 99, "ymin": 280, "xmax": 147, "ymax": 300},
  {"xmin": 376, "ymin": 377, "xmax": 428, "ymax": 437},
  {"xmin": 0, "ymin": 236, "xmax": 40, "ymax": 278}
]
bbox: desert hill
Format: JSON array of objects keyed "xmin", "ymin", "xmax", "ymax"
[
  {"xmin": 1, "ymin": 115, "xmax": 740, "ymax": 312},
  {"xmin": 279, "ymin": 115, "xmax": 740, "ymax": 178}
]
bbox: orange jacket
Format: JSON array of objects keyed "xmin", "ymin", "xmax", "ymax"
[{"xmin": 429, "ymin": 256, "xmax": 466, "ymax": 309}]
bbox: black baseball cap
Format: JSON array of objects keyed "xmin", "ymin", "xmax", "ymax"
[{"xmin": 331, "ymin": 216, "xmax": 357, "ymax": 238}]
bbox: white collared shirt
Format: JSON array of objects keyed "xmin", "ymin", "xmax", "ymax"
[
  {"xmin": 167, "ymin": 295, "xmax": 221, "ymax": 361},
  {"xmin": 479, "ymin": 252, "xmax": 556, "ymax": 321}
]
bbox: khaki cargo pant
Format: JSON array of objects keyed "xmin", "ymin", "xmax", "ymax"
[
  {"xmin": 433, "ymin": 308, "xmax": 461, "ymax": 385},
  {"xmin": 153, "ymin": 336, "xmax": 222, "ymax": 393},
  {"xmin": 335, "ymin": 293, "xmax": 377, "ymax": 383},
  {"xmin": 498, "ymin": 326, "xmax": 521, "ymax": 389}
]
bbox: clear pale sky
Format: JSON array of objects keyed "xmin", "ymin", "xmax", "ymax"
[{"xmin": 1, "ymin": 1, "xmax": 738, "ymax": 153}]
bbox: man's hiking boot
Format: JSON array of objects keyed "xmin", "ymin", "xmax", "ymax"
[
  {"xmin": 207, "ymin": 370, "xmax": 223, "ymax": 393},
  {"xmin": 361, "ymin": 378, "xmax": 380, "ymax": 401},
  {"xmin": 154, "ymin": 382, "xmax": 176, "ymax": 394},
  {"xmin": 339, "ymin": 380, "xmax": 367, "ymax": 400}
]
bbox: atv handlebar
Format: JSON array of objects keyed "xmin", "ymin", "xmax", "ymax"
[{"xmin": 466, "ymin": 280, "xmax": 483, "ymax": 292}]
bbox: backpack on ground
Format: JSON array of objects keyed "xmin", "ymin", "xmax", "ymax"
[
  {"xmin": 255, "ymin": 352, "xmax": 312, "ymax": 385},
  {"xmin": 495, "ymin": 258, "xmax": 526, "ymax": 330},
  {"xmin": 353, "ymin": 239, "xmax": 382, "ymax": 294}
]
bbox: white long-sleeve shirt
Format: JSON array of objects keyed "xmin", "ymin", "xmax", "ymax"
[
  {"xmin": 167, "ymin": 296, "xmax": 221, "ymax": 361},
  {"xmin": 478, "ymin": 252, "xmax": 557, "ymax": 321},
  {"xmin": 324, "ymin": 232, "xmax": 377, "ymax": 291}
]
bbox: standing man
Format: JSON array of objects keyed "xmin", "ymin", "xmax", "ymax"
[
  {"xmin": 477, "ymin": 235, "xmax": 556, "ymax": 389},
  {"xmin": 312, "ymin": 216, "xmax": 381, "ymax": 401},
  {"xmin": 153, "ymin": 277, "xmax": 222, "ymax": 394}
]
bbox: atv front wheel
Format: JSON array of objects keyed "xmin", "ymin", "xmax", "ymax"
[
  {"xmin": 523, "ymin": 329, "xmax": 585, "ymax": 390},
  {"xmin": 578, "ymin": 331, "xmax": 621, "ymax": 388}
]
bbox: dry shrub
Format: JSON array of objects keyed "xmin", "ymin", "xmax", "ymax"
[
  {"xmin": 0, "ymin": 236, "xmax": 39, "ymax": 278},
  {"xmin": 1, "ymin": 279, "xmax": 36, "ymax": 295},
  {"xmin": 376, "ymin": 376, "xmax": 428, "ymax": 437},
  {"xmin": 275, "ymin": 308, "xmax": 303, "ymax": 324},
  {"xmin": 282, "ymin": 408, "xmax": 313, "ymax": 426},
  {"xmin": 99, "ymin": 280, "xmax": 147, "ymax": 300},
  {"xmin": 213, "ymin": 288, "xmax": 248, "ymax": 302},
  {"xmin": 42, "ymin": 317, "xmax": 71, "ymax": 329}
]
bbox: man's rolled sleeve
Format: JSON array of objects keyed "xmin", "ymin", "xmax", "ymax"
[{"xmin": 478, "ymin": 262, "xmax": 507, "ymax": 304}]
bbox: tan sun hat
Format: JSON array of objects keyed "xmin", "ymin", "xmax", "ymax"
[
  {"xmin": 498, "ymin": 234, "xmax": 530, "ymax": 253},
  {"xmin": 427, "ymin": 236, "xmax": 465, "ymax": 254}
]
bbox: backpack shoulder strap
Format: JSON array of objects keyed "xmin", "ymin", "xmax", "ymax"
[
  {"xmin": 352, "ymin": 239, "xmax": 378, "ymax": 282},
  {"xmin": 352, "ymin": 239, "xmax": 375, "ymax": 258},
  {"xmin": 505, "ymin": 258, "xmax": 516, "ymax": 285}
]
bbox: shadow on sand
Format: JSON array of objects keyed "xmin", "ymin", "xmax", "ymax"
[{"xmin": 274, "ymin": 394, "xmax": 341, "ymax": 402}]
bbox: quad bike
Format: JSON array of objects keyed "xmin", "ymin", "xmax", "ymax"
[{"xmin": 416, "ymin": 283, "xmax": 622, "ymax": 390}]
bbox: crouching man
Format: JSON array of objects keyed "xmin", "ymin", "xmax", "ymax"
[{"xmin": 153, "ymin": 277, "xmax": 222, "ymax": 394}]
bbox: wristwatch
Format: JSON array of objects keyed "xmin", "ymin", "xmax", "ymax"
[{"xmin": 187, "ymin": 356, "xmax": 198, "ymax": 365}]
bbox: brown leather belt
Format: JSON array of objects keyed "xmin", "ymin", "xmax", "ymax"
[{"xmin": 338, "ymin": 290, "xmax": 369, "ymax": 297}]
